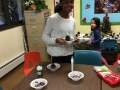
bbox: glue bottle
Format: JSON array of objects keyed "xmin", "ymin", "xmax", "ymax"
[
  {"xmin": 117, "ymin": 61, "xmax": 120, "ymax": 72},
  {"xmin": 37, "ymin": 66, "xmax": 43, "ymax": 78}
]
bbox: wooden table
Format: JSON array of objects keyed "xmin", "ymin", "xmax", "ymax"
[{"xmin": 13, "ymin": 62, "xmax": 120, "ymax": 90}]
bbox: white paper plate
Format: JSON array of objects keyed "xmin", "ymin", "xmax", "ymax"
[
  {"xmin": 63, "ymin": 37, "xmax": 75, "ymax": 44},
  {"xmin": 30, "ymin": 78, "xmax": 48, "ymax": 90},
  {"xmin": 47, "ymin": 63, "xmax": 60, "ymax": 71},
  {"xmin": 68, "ymin": 71, "xmax": 84, "ymax": 81}
]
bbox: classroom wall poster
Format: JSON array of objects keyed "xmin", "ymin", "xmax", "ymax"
[{"xmin": 80, "ymin": 0, "xmax": 120, "ymax": 25}]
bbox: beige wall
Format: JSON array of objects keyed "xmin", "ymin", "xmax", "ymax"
[{"xmin": 46, "ymin": 0, "xmax": 120, "ymax": 34}]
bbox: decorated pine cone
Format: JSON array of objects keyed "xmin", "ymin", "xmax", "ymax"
[{"xmin": 65, "ymin": 35, "xmax": 71, "ymax": 41}]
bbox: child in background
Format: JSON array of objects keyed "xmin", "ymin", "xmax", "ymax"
[
  {"xmin": 87, "ymin": 17, "xmax": 108, "ymax": 65},
  {"xmin": 42, "ymin": 0, "xmax": 79, "ymax": 63}
]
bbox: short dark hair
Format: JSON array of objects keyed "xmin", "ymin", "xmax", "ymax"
[
  {"xmin": 54, "ymin": 4, "xmax": 62, "ymax": 13},
  {"xmin": 54, "ymin": 0, "xmax": 63, "ymax": 13},
  {"xmin": 60, "ymin": 0, "xmax": 62, "ymax": 3}
]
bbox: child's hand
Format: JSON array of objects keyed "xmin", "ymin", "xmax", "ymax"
[
  {"xmin": 87, "ymin": 41, "xmax": 91, "ymax": 45},
  {"xmin": 74, "ymin": 37, "xmax": 79, "ymax": 43},
  {"xmin": 56, "ymin": 38, "xmax": 66, "ymax": 45}
]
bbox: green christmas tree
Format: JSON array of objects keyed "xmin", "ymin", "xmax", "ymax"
[{"xmin": 101, "ymin": 13, "xmax": 112, "ymax": 36}]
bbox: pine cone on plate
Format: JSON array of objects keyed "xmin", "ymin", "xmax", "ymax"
[
  {"xmin": 65, "ymin": 35, "xmax": 71, "ymax": 41},
  {"xmin": 51, "ymin": 63, "xmax": 56, "ymax": 69}
]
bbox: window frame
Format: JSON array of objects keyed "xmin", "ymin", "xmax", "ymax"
[{"xmin": 0, "ymin": 0, "xmax": 25, "ymax": 31}]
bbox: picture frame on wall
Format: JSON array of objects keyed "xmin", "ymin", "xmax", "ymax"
[
  {"xmin": 54, "ymin": 0, "xmax": 74, "ymax": 17},
  {"xmin": 80, "ymin": 0, "xmax": 120, "ymax": 25}
]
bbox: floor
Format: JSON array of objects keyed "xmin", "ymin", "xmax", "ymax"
[{"xmin": 0, "ymin": 63, "xmax": 24, "ymax": 90}]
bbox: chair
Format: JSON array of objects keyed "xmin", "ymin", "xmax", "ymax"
[
  {"xmin": 0, "ymin": 86, "xmax": 3, "ymax": 90},
  {"xmin": 113, "ymin": 53, "xmax": 120, "ymax": 66},
  {"xmin": 24, "ymin": 50, "xmax": 42, "ymax": 76},
  {"xmin": 102, "ymin": 39, "xmax": 118, "ymax": 52},
  {"xmin": 74, "ymin": 50, "xmax": 102, "ymax": 66}
]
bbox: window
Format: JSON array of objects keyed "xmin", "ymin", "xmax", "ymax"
[
  {"xmin": 0, "ymin": 0, "xmax": 26, "ymax": 30},
  {"xmin": 0, "ymin": 0, "xmax": 5, "ymax": 25}
]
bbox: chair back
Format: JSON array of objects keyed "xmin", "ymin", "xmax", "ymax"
[
  {"xmin": 102, "ymin": 39, "xmax": 118, "ymax": 52},
  {"xmin": 24, "ymin": 50, "xmax": 42, "ymax": 76},
  {"xmin": 74, "ymin": 50, "xmax": 102, "ymax": 66},
  {"xmin": 0, "ymin": 86, "xmax": 3, "ymax": 90}
]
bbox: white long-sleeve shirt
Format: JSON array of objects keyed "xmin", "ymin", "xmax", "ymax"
[{"xmin": 42, "ymin": 13, "xmax": 76, "ymax": 56}]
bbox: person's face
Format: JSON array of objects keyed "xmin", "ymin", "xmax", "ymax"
[
  {"xmin": 60, "ymin": 0, "xmax": 74, "ymax": 14},
  {"xmin": 91, "ymin": 20, "xmax": 97, "ymax": 30}
]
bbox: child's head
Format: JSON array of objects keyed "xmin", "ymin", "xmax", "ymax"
[
  {"xmin": 54, "ymin": 0, "xmax": 74, "ymax": 13},
  {"xmin": 91, "ymin": 17, "xmax": 100, "ymax": 30}
]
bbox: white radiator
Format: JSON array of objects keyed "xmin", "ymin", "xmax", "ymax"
[
  {"xmin": 0, "ymin": 26, "xmax": 27, "ymax": 79},
  {"xmin": 0, "ymin": 53, "xmax": 26, "ymax": 78}
]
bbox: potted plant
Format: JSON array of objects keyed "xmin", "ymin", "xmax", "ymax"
[{"xmin": 25, "ymin": 0, "xmax": 47, "ymax": 11}]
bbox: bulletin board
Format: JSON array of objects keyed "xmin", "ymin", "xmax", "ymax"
[
  {"xmin": 80, "ymin": 0, "xmax": 120, "ymax": 25},
  {"xmin": 54, "ymin": 0, "xmax": 74, "ymax": 17}
]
